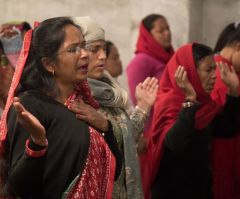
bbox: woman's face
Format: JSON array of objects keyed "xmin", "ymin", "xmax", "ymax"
[
  {"xmin": 86, "ymin": 40, "xmax": 107, "ymax": 80},
  {"xmin": 230, "ymin": 43, "xmax": 240, "ymax": 72},
  {"xmin": 150, "ymin": 18, "xmax": 171, "ymax": 49},
  {"xmin": 52, "ymin": 24, "xmax": 89, "ymax": 85},
  {"xmin": 197, "ymin": 55, "xmax": 216, "ymax": 94},
  {"xmin": 105, "ymin": 45, "xmax": 122, "ymax": 78}
]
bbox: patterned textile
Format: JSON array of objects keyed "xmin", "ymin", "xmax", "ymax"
[
  {"xmin": 62, "ymin": 128, "xmax": 115, "ymax": 199},
  {"xmin": 88, "ymin": 71, "xmax": 146, "ymax": 199}
]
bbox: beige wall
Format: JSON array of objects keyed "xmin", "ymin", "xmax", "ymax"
[{"xmin": 1, "ymin": 0, "xmax": 239, "ymax": 90}]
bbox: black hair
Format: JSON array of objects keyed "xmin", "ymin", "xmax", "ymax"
[
  {"xmin": 17, "ymin": 17, "xmax": 80, "ymax": 96},
  {"xmin": 22, "ymin": 21, "xmax": 31, "ymax": 31},
  {"xmin": 214, "ymin": 23, "xmax": 240, "ymax": 52},
  {"xmin": 0, "ymin": 40, "xmax": 3, "ymax": 53},
  {"xmin": 106, "ymin": 40, "xmax": 114, "ymax": 58},
  {"xmin": 142, "ymin": 14, "xmax": 165, "ymax": 32},
  {"xmin": 192, "ymin": 43, "xmax": 214, "ymax": 67},
  {"xmin": 0, "ymin": 17, "xmax": 81, "ymax": 197}
]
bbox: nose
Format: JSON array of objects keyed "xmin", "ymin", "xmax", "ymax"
[
  {"xmin": 212, "ymin": 71, "xmax": 217, "ymax": 79},
  {"xmin": 79, "ymin": 48, "xmax": 89, "ymax": 59},
  {"xmin": 98, "ymin": 48, "xmax": 106, "ymax": 61}
]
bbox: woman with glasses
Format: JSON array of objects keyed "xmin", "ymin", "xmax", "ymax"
[{"xmin": 0, "ymin": 17, "xmax": 121, "ymax": 199}]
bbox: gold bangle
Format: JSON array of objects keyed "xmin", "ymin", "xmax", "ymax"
[
  {"xmin": 182, "ymin": 101, "xmax": 195, "ymax": 108},
  {"xmin": 135, "ymin": 105, "xmax": 149, "ymax": 116}
]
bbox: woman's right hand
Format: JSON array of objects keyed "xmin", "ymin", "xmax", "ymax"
[
  {"xmin": 13, "ymin": 97, "xmax": 47, "ymax": 146},
  {"xmin": 175, "ymin": 65, "xmax": 197, "ymax": 101}
]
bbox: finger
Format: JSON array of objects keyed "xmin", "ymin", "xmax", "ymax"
[
  {"xmin": 76, "ymin": 114, "xmax": 88, "ymax": 121},
  {"xmin": 13, "ymin": 101, "xmax": 26, "ymax": 115},
  {"xmin": 231, "ymin": 65, "xmax": 236, "ymax": 73},
  {"xmin": 148, "ymin": 77, "xmax": 158, "ymax": 89},
  {"xmin": 142, "ymin": 77, "xmax": 151, "ymax": 89},
  {"xmin": 174, "ymin": 65, "xmax": 181, "ymax": 79},
  {"xmin": 178, "ymin": 66, "xmax": 185, "ymax": 79},
  {"xmin": 68, "ymin": 103, "xmax": 81, "ymax": 114}
]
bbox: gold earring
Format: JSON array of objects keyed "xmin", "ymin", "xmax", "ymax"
[{"xmin": 52, "ymin": 70, "xmax": 55, "ymax": 76}]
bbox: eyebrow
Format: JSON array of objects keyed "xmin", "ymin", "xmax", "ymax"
[{"xmin": 66, "ymin": 41, "xmax": 86, "ymax": 48}]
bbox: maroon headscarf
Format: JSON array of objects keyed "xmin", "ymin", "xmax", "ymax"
[
  {"xmin": 139, "ymin": 43, "xmax": 220, "ymax": 199},
  {"xmin": 135, "ymin": 23, "xmax": 174, "ymax": 64}
]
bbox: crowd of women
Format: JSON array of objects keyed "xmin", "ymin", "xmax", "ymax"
[{"xmin": 0, "ymin": 13, "xmax": 239, "ymax": 199}]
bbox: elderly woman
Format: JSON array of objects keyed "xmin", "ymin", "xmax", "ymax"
[
  {"xmin": 141, "ymin": 43, "xmax": 240, "ymax": 199},
  {"xmin": 71, "ymin": 17, "xmax": 158, "ymax": 199}
]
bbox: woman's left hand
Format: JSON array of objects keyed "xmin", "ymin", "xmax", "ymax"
[
  {"xmin": 68, "ymin": 99, "xmax": 109, "ymax": 132},
  {"xmin": 218, "ymin": 61, "xmax": 240, "ymax": 97},
  {"xmin": 135, "ymin": 77, "xmax": 159, "ymax": 114}
]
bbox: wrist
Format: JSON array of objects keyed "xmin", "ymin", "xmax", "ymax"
[
  {"xmin": 135, "ymin": 105, "xmax": 149, "ymax": 116},
  {"xmin": 136, "ymin": 102, "xmax": 151, "ymax": 114},
  {"xmin": 31, "ymin": 136, "xmax": 48, "ymax": 147},
  {"xmin": 100, "ymin": 119, "xmax": 109, "ymax": 132},
  {"xmin": 185, "ymin": 95, "xmax": 197, "ymax": 102}
]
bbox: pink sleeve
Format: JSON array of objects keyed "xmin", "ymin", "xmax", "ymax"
[{"xmin": 126, "ymin": 56, "xmax": 151, "ymax": 105}]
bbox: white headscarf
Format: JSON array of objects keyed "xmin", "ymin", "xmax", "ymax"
[{"xmin": 73, "ymin": 16, "xmax": 105, "ymax": 43}]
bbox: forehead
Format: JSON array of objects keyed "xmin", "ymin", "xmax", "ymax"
[
  {"xmin": 152, "ymin": 18, "xmax": 168, "ymax": 29},
  {"xmin": 199, "ymin": 55, "xmax": 216, "ymax": 69},
  {"xmin": 87, "ymin": 40, "xmax": 106, "ymax": 47},
  {"xmin": 62, "ymin": 25, "xmax": 84, "ymax": 47}
]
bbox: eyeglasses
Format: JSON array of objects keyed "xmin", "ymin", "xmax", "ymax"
[
  {"xmin": 0, "ymin": 54, "xmax": 9, "ymax": 68},
  {"xmin": 57, "ymin": 42, "xmax": 87, "ymax": 55},
  {"xmin": 85, "ymin": 43, "xmax": 107, "ymax": 54}
]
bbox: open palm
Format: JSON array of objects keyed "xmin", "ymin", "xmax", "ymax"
[
  {"xmin": 135, "ymin": 77, "xmax": 159, "ymax": 112},
  {"xmin": 218, "ymin": 62, "xmax": 239, "ymax": 96}
]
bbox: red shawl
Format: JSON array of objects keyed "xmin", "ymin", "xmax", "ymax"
[
  {"xmin": 140, "ymin": 43, "xmax": 220, "ymax": 199},
  {"xmin": 0, "ymin": 24, "xmax": 115, "ymax": 199},
  {"xmin": 135, "ymin": 23, "xmax": 174, "ymax": 64},
  {"xmin": 211, "ymin": 54, "xmax": 240, "ymax": 199}
]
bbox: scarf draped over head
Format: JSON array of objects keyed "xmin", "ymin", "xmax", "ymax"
[
  {"xmin": 140, "ymin": 43, "xmax": 220, "ymax": 199},
  {"xmin": 73, "ymin": 16, "xmax": 105, "ymax": 43},
  {"xmin": 135, "ymin": 22, "xmax": 174, "ymax": 64}
]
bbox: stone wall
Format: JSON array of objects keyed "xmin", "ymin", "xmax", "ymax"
[{"xmin": 0, "ymin": 0, "xmax": 239, "ymax": 90}]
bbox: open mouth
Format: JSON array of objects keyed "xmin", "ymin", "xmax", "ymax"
[{"xmin": 78, "ymin": 64, "xmax": 88, "ymax": 73}]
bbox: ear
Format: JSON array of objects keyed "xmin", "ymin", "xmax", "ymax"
[{"xmin": 41, "ymin": 57, "xmax": 55, "ymax": 73}]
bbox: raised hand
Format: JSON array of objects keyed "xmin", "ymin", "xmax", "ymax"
[
  {"xmin": 135, "ymin": 77, "xmax": 159, "ymax": 114},
  {"xmin": 175, "ymin": 65, "xmax": 197, "ymax": 101},
  {"xmin": 218, "ymin": 61, "xmax": 239, "ymax": 97},
  {"xmin": 13, "ymin": 97, "xmax": 47, "ymax": 146},
  {"xmin": 68, "ymin": 99, "xmax": 109, "ymax": 132}
]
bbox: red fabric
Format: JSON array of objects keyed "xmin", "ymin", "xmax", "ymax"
[
  {"xmin": 135, "ymin": 23, "xmax": 174, "ymax": 64},
  {"xmin": 64, "ymin": 127, "xmax": 115, "ymax": 199},
  {"xmin": 25, "ymin": 139, "xmax": 48, "ymax": 158},
  {"xmin": 139, "ymin": 43, "xmax": 220, "ymax": 199},
  {"xmin": 211, "ymin": 54, "xmax": 240, "ymax": 199}
]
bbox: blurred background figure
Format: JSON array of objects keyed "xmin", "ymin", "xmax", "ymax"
[
  {"xmin": 0, "ymin": 21, "xmax": 31, "ymax": 67},
  {"xmin": 127, "ymin": 14, "xmax": 174, "ymax": 137},
  {"xmin": 0, "ymin": 40, "xmax": 14, "ymax": 116},
  {"xmin": 105, "ymin": 40, "xmax": 123, "ymax": 80}
]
